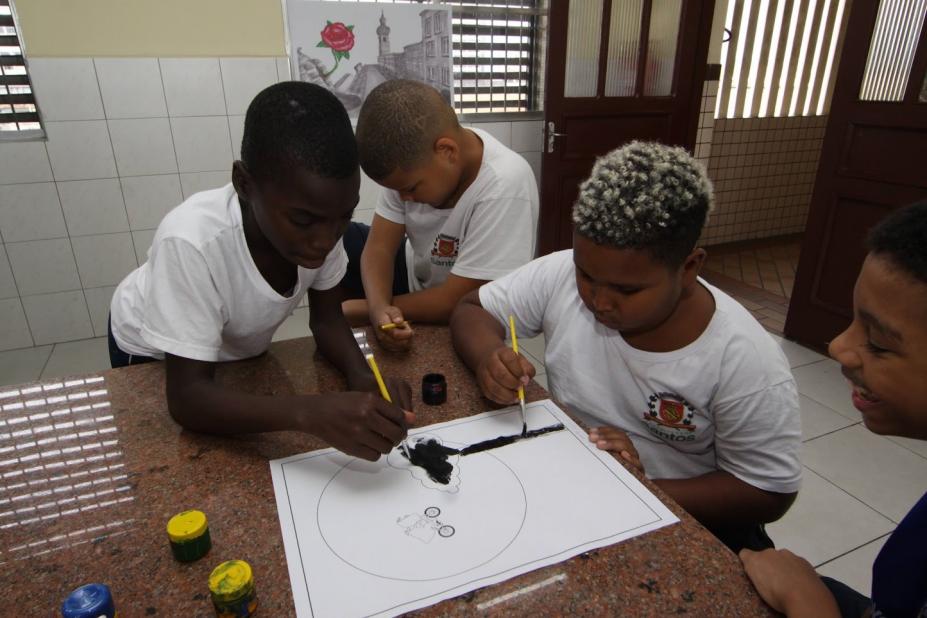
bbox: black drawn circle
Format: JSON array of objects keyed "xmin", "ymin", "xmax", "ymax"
[
  {"xmin": 317, "ymin": 449, "xmax": 527, "ymax": 582},
  {"xmin": 438, "ymin": 525, "xmax": 455, "ymax": 538},
  {"xmin": 424, "ymin": 506, "xmax": 440, "ymax": 518}
]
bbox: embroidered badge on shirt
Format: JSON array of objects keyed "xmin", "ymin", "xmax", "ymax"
[
  {"xmin": 643, "ymin": 393, "xmax": 698, "ymax": 442},
  {"xmin": 431, "ymin": 233, "xmax": 460, "ymax": 267}
]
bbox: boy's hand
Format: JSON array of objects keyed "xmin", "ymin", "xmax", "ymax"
[
  {"xmin": 476, "ymin": 346, "xmax": 535, "ymax": 405},
  {"xmin": 739, "ymin": 549, "xmax": 841, "ymax": 617},
  {"xmin": 347, "ymin": 373, "xmax": 415, "ymax": 414},
  {"xmin": 588, "ymin": 427, "xmax": 645, "ymax": 473},
  {"xmin": 371, "ymin": 305, "xmax": 413, "ymax": 352},
  {"xmin": 310, "ymin": 392, "xmax": 415, "ymax": 461}
]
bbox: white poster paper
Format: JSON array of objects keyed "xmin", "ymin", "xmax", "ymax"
[{"xmin": 270, "ymin": 399, "xmax": 679, "ymax": 618}]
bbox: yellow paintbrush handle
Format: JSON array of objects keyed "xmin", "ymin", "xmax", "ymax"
[
  {"xmin": 366, "ymin": 355, "xmax": 392, "ymax": 403},
  {"xmin": 508, "ymin": 315, "xmax": 526, "ymax": 404}
]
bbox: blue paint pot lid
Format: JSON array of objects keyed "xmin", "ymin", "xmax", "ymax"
[{"xmin": 61, "ymin": 583, "xmax": 115, "ymax": 618}]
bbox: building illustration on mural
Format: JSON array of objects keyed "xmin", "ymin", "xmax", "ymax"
[{"xmin": 296, "ymin": 8, "xmax": 452, "ymax": 116}]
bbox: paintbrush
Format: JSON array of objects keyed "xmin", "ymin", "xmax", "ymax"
[
  {"xmin": 379, "ymin": 320, "xmax": 411, "ymax": 331},
  {"xmin": 355, "ymin": 330, "xmax": 411, "ymax": 458},
  {"xmin": 508, "ymin": 315, "xmax": 527, "ymax": 436}
]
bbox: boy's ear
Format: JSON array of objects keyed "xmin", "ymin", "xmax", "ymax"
[
  {"xmin": 680, "ymin": 248, "xmax": 707, "ymax": 287},
  {"xmin": 232, "ymin": 160, "xmax": 254, "ymax": 204},
  {"xmin": 433, "ymin": 136, "xmax": 460, "ymax": 164}
]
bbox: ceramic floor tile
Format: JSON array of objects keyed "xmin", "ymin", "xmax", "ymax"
[
  {"xmin": 520, "ymin": 333, "xmax": 546, "ymax": 367},
  {"xmin": 792, "ymin": 359, "xmax": 860, "ymax": 421},
  {"xmin": 800, "ymin": 395, "xmax": 858, "ymax": 442},
  {"xmin": 770, "ymin": 334, "xmax": 828, "ymax": 368},
  {"xmin": 40, "ymin": 337, "xmax": 111, "ymax": 381},
  {"xmin": 272, "ymin": 308, "xmax": 310, "ymax": 342},
  {"xmin": 0, "ymin": 345, "xmax": 53, "ymax": 387},
  {"xmin": 767, "ymin": 467, "xmax": 894, "ymax": 567},
  {"xmin": 816, "ymin": 534, "xmax": 889, "ymax": 597},
  {"xmin": 885, "ymin": 435, "xmax": 927, "ymax": 459},
  {"xmin": 803, "ymin": 425, "xmax": 927, "ymax": 523}
]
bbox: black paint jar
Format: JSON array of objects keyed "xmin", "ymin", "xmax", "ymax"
[{"xmin": 422, "ymin": 373, "xmax": 447, "ymax": 405}]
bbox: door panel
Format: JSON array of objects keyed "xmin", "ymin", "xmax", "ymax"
[
  {"xmin": 785, "ymin": 0, "xmax": 927, "ymax": 348},
  {"xmin": 539, "ymin": 0, "xmax": 715, "ymax": 255}
]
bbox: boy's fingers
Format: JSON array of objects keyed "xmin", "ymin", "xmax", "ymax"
[{"xmin": 403, "ymin": 410, "xmax": 416, "ymax": 426}]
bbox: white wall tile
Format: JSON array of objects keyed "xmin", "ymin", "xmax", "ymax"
[
  {"xmin": 511, "ymin": 120, "xmax": 543, "ymax": 153},
  {"xmin": 131, "ymin": 229, "xmax": 156, "ymax": 264},
  {"xmin": 94, "ymin": 58, "xmax": 167, "ymax": 119},
  {"xmin": 71, "ymin": 233, "xmax": 137, "ymax": 288},
  {"xmin": 472, "ymin": 121, "xmax": 512, "ymax": 148},
  {"xmin": 180, "ymin": 172, "xmax": 230, "ymax": 199},
  {"xmin": 228, "ymin": 115, "xmax": 245, "ymax": 161},
  {"xmin": 58, "ymin": 179, "xmax": 129, "ymax": 236},
  {"xmin": 159, "ymin": 58, "xmax": 226, "ymax": 117},
  {"xmin": 28, "ymin": 58, "xmax": 104, "ymax": 121},
  {"xmin": 0, "ymin": 247, "xmax": 18, "ymax": 299},
  {"xmin": 352, "ymin": 209, "xmax": 375, "ymax": 225},
  {"xmin": 170, "ymin": 116, "xmax": 233, "ymax": 173},
  {"xmin": 359, "ymin": 170, "xmax": 381, "ymax": 211},
  {"xmin": 0, "ymin": 182, "xmax": 68, "ymax": 242},
  {"xmin": 83, "ymin": 285, "xmax": 117, "ymax": 337},
  {"xmin": 45, "ymin": 121, "xmax": 117, "ymax": 182},
  {"xmin": 108, "ymin": 118, "xmax": 178, "ymax": 176},
  {"xmin": 520, "ymin": 151, "xmax": 542, "ymax": 186},
  {"xmin": 22, "ymin": 290, "xmax": 93, "ymax": 345},
  {"xmin": 121, "ymin": 174, "xmax": 182, "ymax": 230},
  {"xmin": 6, "ymin": 238, "xmax": 81, "ymax": 296},
  {"xmin": 0, "ymin": 141, "xmax": 53, "ymax": 185},
  {"xmin": 220, "ymin": 58, "xmax": 278, "ymax": 115},
  {"xmin": 0, "ymin": 298, "xmax": 33, "ymax": 351},
  {"xmin": 276, "ymin": 56, "xmax": 292, "ymax": 81}
]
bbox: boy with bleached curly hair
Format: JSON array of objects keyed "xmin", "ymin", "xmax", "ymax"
[{"xmin": 451, "ymin": 141, "xmax": 801, "ymax": 553}]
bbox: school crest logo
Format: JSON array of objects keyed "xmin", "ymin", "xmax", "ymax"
[
  {"xmin": 431, "ymin": 234, "xmax": 460, "ymax": 259},
  {"xmin": 642, "ymin": 392, "xmax": 698, "ymax": 442}
]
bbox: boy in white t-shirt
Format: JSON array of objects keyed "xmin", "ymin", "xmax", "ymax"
[
  {"xmin": 109, "ymin": 82, "xmax": 413, "ymax": 462},
  {"xmin": 451, "ymin": 142, "xmax": 802, "ymax": 552},
  {"xmin": 340, "ymin": 80, "xmax": 538, "ymax": 351}
]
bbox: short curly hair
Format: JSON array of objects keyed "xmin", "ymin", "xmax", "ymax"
[
  {"xmin": 868, "ymin": 200, "xmax": 927, "ymax": 285},
  {"xmin": 356, "ymin": 79, "xmax": 459, "ymax": 180},
  {"xmin": 241, "ymin": 81, "xmax": 357, "ymax": 182},
  {"xmin": 572, "ymin": 141, "xmax": 714, "ymax": 267}
]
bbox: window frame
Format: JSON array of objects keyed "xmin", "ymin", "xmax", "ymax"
[{"xmin": 0, "ymin": 0, "xmax": 45, "ymax": 141}]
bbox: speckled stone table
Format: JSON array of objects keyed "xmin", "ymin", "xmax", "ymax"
[{"xmin": 0, "ymin": 327, "xmax": 773, "ymax": 616}]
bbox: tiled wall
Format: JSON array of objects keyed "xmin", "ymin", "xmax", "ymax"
[
  {"xmin": 0, "ymin": 57, "xmax": 544, "ymax": 351},
  {"xmin": 695, "ymin": 82, "xmax": 826, "ymax": 246}
]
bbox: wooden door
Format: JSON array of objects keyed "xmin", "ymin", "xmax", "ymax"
[
  {"xmin": 538, "ymin": 0, "xmax": 715, "ymax": 255},
  {"xmin": 785, "ymin": 0, "xmax": 927, "ymax": 348}
]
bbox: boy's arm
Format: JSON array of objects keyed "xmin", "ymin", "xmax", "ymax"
[
  {"xmin": 393, "ymin": 274, "xmax": 487, "ymax": 323},
  {"xmin": 451, "ymin": 289, "xmax": 535, "ymax": 404},
  {"xmin": 165, "ymin": 355, "xmax": 409, "ymax": 461},
  {"xmin": 654, "ymin": 473, "xmax": 796, "ymax": 527},
  {"xmin": 739, "ymin": 548, "xmax": 841, "ymax": 617},
  {"xmin": 308, "ymin": 285, "xmax": 413, "ymax": 411}
]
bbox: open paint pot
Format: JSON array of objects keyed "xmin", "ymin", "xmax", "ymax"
[{"xmin": 422, "ymin": 373, "xmax": 447, "ymax": 405}]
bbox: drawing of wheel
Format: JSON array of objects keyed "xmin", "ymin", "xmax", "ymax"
[
  {"xmin": 424, "ymin": 507, "xmax": 440, "ymax": 518},
  {"xmin": 438, "ymin": 525, "xmax": 455, "ymax": 538}
]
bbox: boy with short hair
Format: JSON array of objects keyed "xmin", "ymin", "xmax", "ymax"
[
  {"xmin": 451, "ymin": 142, "xmax": 802, "ymax": 552},
  {"xmin": 741, "ymin": 202, "xmax": 927, "ymax": 617},
  {"xmin": 109, "ymin": 82, "xmax": 412, "ymax": 462},
  {"xmin": 340, "ymin": 79, "xmax": 539, "ymax": 351}
]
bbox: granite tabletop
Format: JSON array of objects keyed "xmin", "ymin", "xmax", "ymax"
[{"xmin": 0, "ymin": 326, "xmax": 773, "ymax": 616}]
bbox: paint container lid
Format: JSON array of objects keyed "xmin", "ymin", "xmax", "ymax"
[
  {"xmin": 61, "ymin": 583, "xmax": 116, "ymax": 618},
  {"xmin": 209, "ymin": 560, "xmax": 254, "ymax": 604},
  {"xmin": 167, "ymin": 509, "xmax": 208, "ymax": 542}
]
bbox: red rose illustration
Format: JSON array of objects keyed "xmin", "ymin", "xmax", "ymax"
[
  {"xmin": 316, "ymin": 20, "xmax": 356, "ymax": 77},
  {"xmin": 320, "ymin": 22, "xmax": 355, "ymax": 52}
]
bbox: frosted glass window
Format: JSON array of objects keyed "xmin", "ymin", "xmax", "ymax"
[
  {"xmin": 565, "ymin": 0, "xmax": 605, "ymax": 97},
  {"xmin": 644, "ymin": 0, "xmax": 683, "ymax": 96},
  {"xmin": 859, "ymin": 0, "xmax": 927, "ymax": 101},
  {"xmin": 604, "ymin": 0, "xmax": 644, "ymax": 96}
]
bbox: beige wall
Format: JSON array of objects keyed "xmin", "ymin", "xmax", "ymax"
[{"xmin": 16, "ymin": 0, "xmax": 286, "ymax": 57}]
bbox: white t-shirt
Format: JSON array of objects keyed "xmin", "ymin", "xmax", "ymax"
[
  {"xmin": 375, "ymin": 128, "xmax": 539, "ymax": 292},
  {"xmin": 110, "ymin": 184, "xmax": 347, "ymax": 362},
  {"xmin": 479, "ymin": 250, "xmax": 802, "ymax": 494}
]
